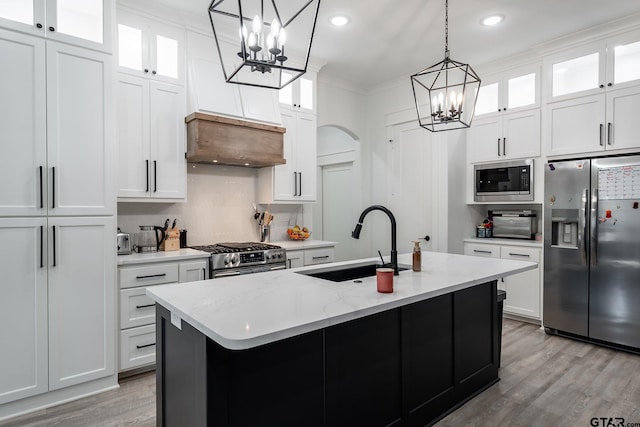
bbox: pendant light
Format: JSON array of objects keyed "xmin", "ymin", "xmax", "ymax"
[
  {"xmin": 208, "ymin": 0, "xmax": 321, "ymax": 90},
  {"xmin": 410, "ymin": 0, "xmax": 481, "ymax": 132}
]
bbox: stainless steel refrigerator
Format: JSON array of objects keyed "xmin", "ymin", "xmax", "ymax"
[{"xmin": 544, "ymin": 155, "xmax": 640, "ymax": 349}]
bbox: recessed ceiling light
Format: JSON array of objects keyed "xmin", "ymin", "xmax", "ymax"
[
  {"xmin": 330, "ymin": 15, "xmax": 349, "ymax": 27},
  {"xmin": 481, "ymin": 15, "xmax": 504, "ymax": 26}
]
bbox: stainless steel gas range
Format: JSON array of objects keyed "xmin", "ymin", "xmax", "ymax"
[{"xmin": 189, "ymin": 242, "xmax": 287, "ymax": 278}]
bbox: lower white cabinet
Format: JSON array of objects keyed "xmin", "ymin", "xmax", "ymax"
[
  {"xmin": 464, "ymin": 241, "xmax": 541, "ymax": 321},
  {"xmin": 118, "ymin": 257, "xmax": 208, "ymax": 372},
  {"xmin": 0, "ymin": 216, "xmax": 116, "ymax": 404},
  {"xmin": 286, "ymin": 247, "xmax": 335, "ymax": 269}
]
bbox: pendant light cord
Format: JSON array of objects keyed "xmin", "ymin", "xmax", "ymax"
[{"xmin": 444, "ymin": 0, "xmax": 449, "ymax": 58}]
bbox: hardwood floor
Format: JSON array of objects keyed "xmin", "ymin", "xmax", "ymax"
[{"xmin": 2, "ymin": 319, "xmax": 640, "ymax": 426}]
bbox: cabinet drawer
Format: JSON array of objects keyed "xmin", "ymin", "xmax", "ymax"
[
  {"xmin": 119, "ymin": 325, "xmax": 156, "ymax": 371},
  {"xmin": 286, "ymin": 250, "xmax": 304, "ymax": 269},
  {"xmin": 304, "ymin": 247, "xmax": 335, "ymax": 265},
  {"xmin": 120, "ymin": 287, "xmax": 156, "ymax": 329},
  {"xmin": 119, "ymin": 263, "xmax": 179, "ymax": 288},
  {"xmin": 500, "ymin": 246, "xmax": 540, "ymax": 263},
  {"xmin": 463, "ymin": 243, "xmax": 501, "ymax": 258}
]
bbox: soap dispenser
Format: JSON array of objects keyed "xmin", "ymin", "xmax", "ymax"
[{"xmin": 412, "ymin": 240, "xmax": 421, "ymax": 272}]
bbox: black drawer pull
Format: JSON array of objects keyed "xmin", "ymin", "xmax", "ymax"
[
  {"xmin": 136, "ymin": 343, "xmax": 156, "ymax": 349},
  {"xmin": 135, "ymin": 273, "xmax": 167, "ymax": 279},
  {"xmin": 312, "ymin": 255, "xmax": 330, "ymax": 260},
  {"xmin": 473, "ymin": 249, "xmax": 492, "ymax": 254},
  {"xmin": 508, "ymin": 253, "xmax": 531, "ymax": 258},
  {"xmin": 135, "ymin": 304, "xmax": 155, "ymax": 309}
]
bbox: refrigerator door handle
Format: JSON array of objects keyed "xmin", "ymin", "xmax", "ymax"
[
  {"xmin": 579, "ymin": 188, "xmax": 588, "ymax": 266},
  {"xmin": 591, "ymin": 188, "xmax": 598, "ymax": 267}
]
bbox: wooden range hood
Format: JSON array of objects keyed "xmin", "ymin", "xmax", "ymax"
[{"xmin": 185, "ymin": 113, "xmax": 286, "ymax": 167}]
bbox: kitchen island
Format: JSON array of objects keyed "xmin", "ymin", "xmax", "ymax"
[{"xmin": 147, "ymin": 251, "xmax": 536, "ymax": 426}]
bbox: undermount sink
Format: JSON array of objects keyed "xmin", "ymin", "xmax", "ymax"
[{"xmin": 297, "ymin": 261, "xmax": 410, "ymax": 282}]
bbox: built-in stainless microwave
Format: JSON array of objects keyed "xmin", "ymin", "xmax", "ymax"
[{"xmin": 474, "ymin": 159, "xmax": 534, "ymax": 202}]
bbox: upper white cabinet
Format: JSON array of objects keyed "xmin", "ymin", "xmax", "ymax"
[
  {"xmin": 186, "ymin": 30, "xmax": 281, "ymax": 124},
  {"xmin": 544, "ymin": 32, "xmax": 640, "ymax": 156},
  {"xmin": 0, "ymin": 0, "xmax": 112, "ymax": 52},
  {"xmin": 467, "ymin": 109, "xmax": 540, "ymax": 163},
  {"xmin": 257, "ymin": 108, "xmax": 317, "ymax": 203},
  {"xmin": 0, "ymin": 30, "xmax": 114, "ymax": 217},
  {"xmin": 279, "ymin": 71, "xmax": 317, "ymax": 113},
  {"xmin": 116, "ymin": 73, "xmax": 186, "ymax": 201},
  {"xmin": 116, "ymin": 8, "xmax": 184, "ymax": 85},
  {"xmin": 475, "ymin": 66, "xmax": 539, "ymax": 118},
  {"xmin": 468, "ymin": 66, "xmax": 540, "ymax": 163}
]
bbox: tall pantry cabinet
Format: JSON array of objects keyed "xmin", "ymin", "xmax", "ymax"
[{"xmin": 0, "ymin": 1, "xmax": 116, "ymax": 414}]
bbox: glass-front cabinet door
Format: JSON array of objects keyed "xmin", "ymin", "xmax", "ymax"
[
  {"xmin": 0, "ymin": 0, "xmax": 111, "ymax": 52},
  {"xmin": 474, "ymin": 65, "xmax": 539, "ymax": 117},
  {"xmin": 279, "ymin": 71, "xmax": 316, "ymax": 113}
]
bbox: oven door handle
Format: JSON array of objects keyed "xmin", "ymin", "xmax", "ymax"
[
  {"xmin": 269, "ymin": 265, "xmax": 286, "ymax": 271},
  {"xmin": 214, "ymin": 271, "xmax": 242, "ymax": 278}
]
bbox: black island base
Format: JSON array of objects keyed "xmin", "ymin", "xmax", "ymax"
[{"xmin": 155, "ymin": 280, "xmax": 501, "ymax": 427}]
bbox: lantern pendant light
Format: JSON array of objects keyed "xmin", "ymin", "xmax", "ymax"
[
  {"xmin": 208, "ymin": 0, "xmax": 321, "ymax": 90},
  {"xmin": 410, "ymin": 0, "xmax": 481, "ymax": 132}
]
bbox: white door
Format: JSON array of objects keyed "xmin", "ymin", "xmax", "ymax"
[
  {"xmin": 179, "ymin": 260, "xmax": 208, "ymax": 282},
  {"xmin": 0, "ymin": 218, "xmax": 48, "ymax": 404},
  {"xmin": 502, "ymin": 109, "xmax": 541, "ymax": 159},
  {"xmin": 546, "ymin": 94, "xmax": 605, "ymax": 156},
  {"xmin": 46, "ymin": 41, "xmax": 114, "ymax": 216},
  {"xmin": 48, "ymin": 216, "xmax": 115, "ymax": 390},
  {"xmin": 150, "ymin": 81, "xmax": 186, "ymax": 200},
  {"xmin": 466, "ymin": 116, "xmax": 502, "ymax": 163},
  {"xmin": 273, "ymin": 108, "xmax": 297, "ymax": 201},
  {"xmin": 296, "ymin": 112, "xmax": 317, "ymax": 201},
  {"xmin": 322, "ymin": 163, "xmax": 360, "ymax": 262},
  {"xmin": 606, "ymin": 85, "xmax": 640, "ymax": 151},
  {"xmin": 388, "ymin": 122, "xmax": 434, "ymax": 255},
  {"xmin": 116, "ymin": 73, "xmax": 150, "ymax": 198},
  {"xmin": 0, "ymin": 30, "xmax": 46, "ymax": 216}
]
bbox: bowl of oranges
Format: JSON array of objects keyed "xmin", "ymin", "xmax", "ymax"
[{"xmin": 287, "ymin": 225, "xmax": 311, "ymax": 240}]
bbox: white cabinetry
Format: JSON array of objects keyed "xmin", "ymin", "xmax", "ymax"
[
  {"xmin": 0, "ymin": 0, "xmax": 112, "ymax": 52},
  {"xmin": 185, "ymin": 30, "xmax": 281, "ymax": 124},
  {"xmin": 279, "ymin": 71, "xmax": 316, "ymax": 113},
  {"xmin": 116, "ymin": 73, "xmax": 186, "ymax": 200},
  {"xmin": 0, "ymin": 31, "xmax": 114, "ymax": 217},
  {"xmin": 467, "ymin": 109, "xmax": 540, "ymax": 163},
  {"xmin": 464, "ymin": 241, "xmax": 541, "ymax": 321},
  {"xmin": 286, "ymin": 246, "xmax": 334, "ymax": 268},
  {"xmin": 116, "ymin": 8, "xmax": 184, "ymax": 85},
  {"xmin": 468, "ymin": 66, "xmax": 540, "ymax": 163},
  {"xmin": 257, "ymin": 108, "xmax": 317, "ymax": 203},
  {"xmin": 544, "ymin": 32, "xmax": 640, "ymax": 156},
  {"xmin": 118, "ymin": 258, "xmax": 208, "ymax": 372},
  {"xmin": 0, "ymin": 216, "xmax": 116, "ymax": 403}
]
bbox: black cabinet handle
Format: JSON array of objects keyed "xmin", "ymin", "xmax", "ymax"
[
  {"xmin": 424, "ymin": 235, "xmax": 430, "ymax": 241},
  {"xmin": 607, "ymin": 122, "xmax": 612, "ymax": 145},
  {"xmin": 144, "ymin": 68, "xmax": 149, "ymax": 73},
  {"xmin": 298, "ymin": 172, "xmax": 302, "ymax": 196},
  {"xmin": 48, "ymin": 26, "xmax": 55, "ymax": 32},
  {"xmin": 599, "ymin": 124, "xmax": 604, "ymax": 146},
  {"xmin": 39, "ymin": 166, "xmax": 43, "ymax": 209},
  {"xmin": 135, "ymin": 304, "xmax": 155, "ymax": 309},
  {"xmin": 508, "ymin": 252, "xmax": 530, "ymax": 258},
  {"xmin": 497, "ymin": 138, "xmax": 501, "ymax": 156},
  {"xmin": 473, "ymin": 249, "xmax": 492, "ymax": 254},
  {"xmin": 152, "ymin": 70, "xmax": 157, "ymax": 75},
  {"xmin": 153, "ymin": 161, "xmax": 157, "ymax": 192},
  {"xmin": 40, "ymin": 226, "xmax": 44, "ymax": 268},
  {"xmin": 293, "ymin": 172, "xmax": 298, "ymax": 196},
  {"xmin": 312, "ymin": 255, "xmax": 329, "ymax": 260},
  {"xmin": 52, "ymin": 225, "xmax": 57, "ymax": 267},
  {"xmin": 36, "ymin": 23, "xmax": 42, "ymax": 29},
  {"xmin": 503, "ymin": 137, "xmax": 507, "ymax": 156},
  {"xmin": 146, "ymin": 160, "xmax": 150, "ymax": 192},
  {"xmin": 51, "ymin": 166, "xmax": 55, "ymax": 209},
  {"xmin": 135, "ymin": 273, "xmax": 167, "ymax": 279},
  {"xmin": 202, "ymin": 268, "xmax": 206, "ymax": 279},
  {"xmin": 136, "ymin": 343, "xmax": 156, "ymax": 349}
]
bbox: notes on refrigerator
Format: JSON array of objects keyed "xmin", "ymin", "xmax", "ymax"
[{"xmin": 598, "ymin": 164, "xmax": 640, "ymax": 200}]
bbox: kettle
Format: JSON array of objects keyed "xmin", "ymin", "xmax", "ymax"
[{"xmin": 136, "ymin": 225, "xmax": 167, "ymax": 252}]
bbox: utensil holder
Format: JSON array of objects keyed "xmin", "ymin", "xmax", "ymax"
[{"xmin": 259, "ymin": 224, "xmax": 270, "ymax": 243}]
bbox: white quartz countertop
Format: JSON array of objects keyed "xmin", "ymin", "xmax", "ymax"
[
  {"xmin": 464, "ymin": 237, "xmax": 543, "ymax": 248},
  {"xmin": 146, "ymin": 251, "xmax": 536, "ymax": 350},
  {"xmin": 270, "ymin": 239, "xmax": 338, "ymax": 250},
  {"xmin": 117, "ymin": 248, "xmax": 210, "ymax": 266}
]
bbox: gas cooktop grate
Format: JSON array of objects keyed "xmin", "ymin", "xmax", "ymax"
[{"xmin": 189, "ymin": 242, "xmax": 281, "ymax": 254}]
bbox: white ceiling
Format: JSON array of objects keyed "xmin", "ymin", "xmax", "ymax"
[{"xmin": 154, "ymin": 0, "xmax": 640, "ymax": 90}]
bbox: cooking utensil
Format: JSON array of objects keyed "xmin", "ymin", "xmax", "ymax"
[
  {"xmin": 172, "ymin": 219, "xmax": 177, "ymax": 229},
  {"xmin": 163, "ymin": 218, "xmax": 170, "ymax": 231}
]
